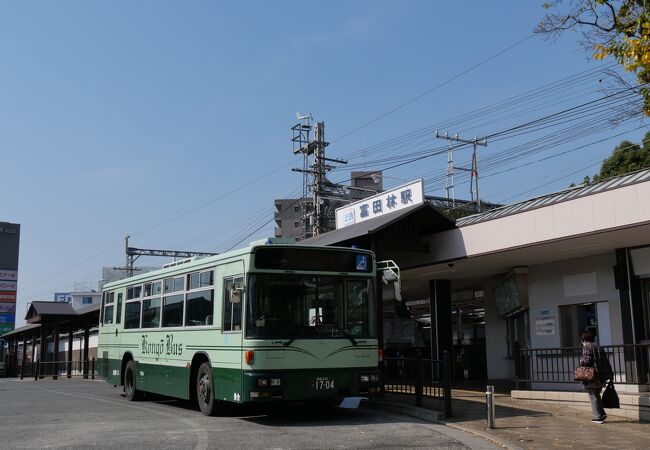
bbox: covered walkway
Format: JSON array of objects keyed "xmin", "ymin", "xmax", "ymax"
[{"xmin": 1, "ymin": 302, "xmax": 99, "ymax": 379}]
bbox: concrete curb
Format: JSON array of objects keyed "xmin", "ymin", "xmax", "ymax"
[
  {"xmin": 364, "ymin": 400, "xmax": 524, "ymax": 450},
  {"xmin": 443, "ymin": 422, "xmax": 525, "ymax": 450},
  {"xmin": 363, "ymin": 399, "xmax": 443, "ymax": 422}
]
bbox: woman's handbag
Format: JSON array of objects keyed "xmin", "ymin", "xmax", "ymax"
[
  {"xmin": 602, "ymin": 380, "xmax": 620, "ymax": 408},
  {"xmin": 573, "ymin": 365, "xmax": 597, "ymax": 382},
  {"xmin": 574, "ymin": 345, "xmax": 598, "ymax": 383}
]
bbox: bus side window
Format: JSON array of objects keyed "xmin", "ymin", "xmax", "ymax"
[
  {"xmin": 116, "ymin": 293, "xmax": 123, "ymax": 325},
  {"xmin": 103, "ymin": 292, "xmax": 115, "ymax": 325},
  {"xmin": 223, "ymin": 276, "xmax": 243, "ymax": 332}
]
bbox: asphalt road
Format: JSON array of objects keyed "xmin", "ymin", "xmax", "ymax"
[{"xmin": 0, "ymin": 378, "xmax": 496, "ymax": 449}]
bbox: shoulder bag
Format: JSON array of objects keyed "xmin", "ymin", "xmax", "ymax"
[{"xmin": 574, "ymin": 346, "xmax": 597, "ymax": 383}]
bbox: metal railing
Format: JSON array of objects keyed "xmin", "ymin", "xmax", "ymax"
[
  {"xmin": 515, "ymin": 343, "xmax": 650, "ymax": 388},
  {"xmin": 381, "ymin": 351, "xmax": 452, "ymax": 417},
  {"xmin": 18, "ymin": 359, "xmax": 97, "ymax": 380}
]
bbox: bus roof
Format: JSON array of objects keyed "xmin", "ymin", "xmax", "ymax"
[{"xmin": 101, "ymin": 242, "xmax": 374, "ymax": 291}]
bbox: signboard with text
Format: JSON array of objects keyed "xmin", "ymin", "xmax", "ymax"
[
  {"xmin": 0, "ymin": 222, "xmax": 19, "ymax": 336},
  {"xmin": 0, "ymin": 302, "xmax": 16, "ymax": 313},
  {"xmin": 0, "ymin": 270, "xmax": 17, "ymax": 281},
  {"xmin": 0, "ymin": 292, "xmax": 16, "ymax": 302},
  {"xmin": 54, "ymin": 293, "xmax": 72, "ymax": 303},
  {"xmin": 0, "ymin": 281, "xmax": 16, "ymax": 291},
  {"xmin": 335, "ymin": 179, "xmax": 424, "ymax": 229},
  {"xmin": 0, "ymin": 313, "xmax": 15, "ymax": 324}
]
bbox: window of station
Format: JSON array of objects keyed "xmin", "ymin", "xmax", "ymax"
[
  {"xmin": 559, "ymin": 303, "xmax": 598, "ymax": 347},
  {"xmin": 642, "ymin": 279, "xmax": 650, "ymax": 341},
  {"xmin": 505, "ymin": 310, "xmax": 529, "ymax": 357},
  {"xmin": 103, "ymin": 291, "xmax": 115, "ymax": 325}
]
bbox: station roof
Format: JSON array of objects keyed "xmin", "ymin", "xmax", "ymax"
[
  {"xmin": 26, "ymin": 301, "xmax": 77, "ymax": 324},
  {"xmin": 297, "ymin": 202, "xmax": 455, "ymax": 247},
  {"xmin": 0, "ymin": 323, "xmax": 40, "ymax": 339},
  {"xmin": 2, "ymin": 302, "xmax": 100, "ymax": 339},
  {"xmin": 456, "ymin": 168, "xmax": 650, "ymax": 227},
  {"xmin": 75, "ymin": 303, "xmax": 100, "ymax": 316}
]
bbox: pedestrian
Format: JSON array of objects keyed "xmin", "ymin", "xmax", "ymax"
[{"xmin": 579, "ymin": 330, "xmax": 613, "ymax": 424}]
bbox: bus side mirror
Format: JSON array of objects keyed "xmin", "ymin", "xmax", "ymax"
[{"xmin": 230, "ymin": 283, "xmax": 244, "ymax": 304}]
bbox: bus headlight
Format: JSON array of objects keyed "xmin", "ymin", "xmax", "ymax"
[
  {"xmin": 257, "ymin": 378, "xmax": 269, "ymax": 387},
  {"xmin": 370, "ymin": 374, "xmax": 379, "ymax": 382},
  {"xmin": 270, "ymin": 378, "xmax": 281, "ymax": 386},
  {"xmin": 360, "ymin": 375, "xmax": 370, "ymax": 383}
]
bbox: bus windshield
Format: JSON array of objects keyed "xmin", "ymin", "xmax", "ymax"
[{"xmin": 246, "ymin": 274, "xmax": 376, "ymax": 340}]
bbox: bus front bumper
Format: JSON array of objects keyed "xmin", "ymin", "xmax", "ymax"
[{"xmin": 242, "ymin": 368, "xmax": 380, "ymax": 402}]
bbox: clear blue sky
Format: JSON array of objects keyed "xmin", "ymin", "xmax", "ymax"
[{"xmin": 3, "ymin": 1, "xmax": 647, "ymax": 324}]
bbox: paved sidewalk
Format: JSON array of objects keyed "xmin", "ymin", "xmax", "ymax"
[{"xmin": 371, "ymin": 389, "xmax": 650, "ymax": 450}]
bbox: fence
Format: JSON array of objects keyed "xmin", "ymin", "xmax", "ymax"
[
  {"xmin": 18, "ymin": 359, "xmax": 97, "ymax": 380},
  {"xmin": 516, "ymin": 343, "xmax": 650, "ymax": 388},
  {"xmin": 381, "ymin": 351, "xmax": 452, "ymax": 417}
]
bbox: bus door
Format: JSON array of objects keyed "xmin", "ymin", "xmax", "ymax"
[
  {"xmin": 100, "ymin": 290, "xmax": 118, "ymax": 382},
  {"xmin": 216, "ymin": 261, "xmax": 245, "ymax": 402},
  {"xmin": 112, "ymin": 291, "xmax": 124, "ymax": 380}
]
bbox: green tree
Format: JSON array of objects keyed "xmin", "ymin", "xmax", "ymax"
[
  {"xmin": 593, "ymin": 132, "xmax": 650, "ymax": 182},
  {"xmin": 538, "ymin": 1, "xmax": 650, "ymax": 115}
]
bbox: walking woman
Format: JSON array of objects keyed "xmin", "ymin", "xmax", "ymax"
[{"xmin": 579, "ymin": 330, "xmax": 613, "ymax": 424}]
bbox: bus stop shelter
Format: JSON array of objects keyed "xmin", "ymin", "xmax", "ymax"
[{"xmin": 1, "ymin": 302, "xmax": 100, "ymax": 379}]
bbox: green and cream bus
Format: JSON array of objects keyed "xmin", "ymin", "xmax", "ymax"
[{"xmin": 98, "ymin": 241, "xmax": 380, "ymax": 415}]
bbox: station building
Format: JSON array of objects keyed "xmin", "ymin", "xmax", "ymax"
[{"xmin": 299, "ymin": 170, "xmax": 650, "ymax": 401}]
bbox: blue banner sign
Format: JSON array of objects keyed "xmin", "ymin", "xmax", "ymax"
[{"xmin": 0, "ymin": 313, "xmax": 16, "ymax": 324}]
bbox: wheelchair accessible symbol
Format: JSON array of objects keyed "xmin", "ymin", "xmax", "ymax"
[{"xmin": 356, "ymin": 255, "xmax": 368, "ymax": 271}]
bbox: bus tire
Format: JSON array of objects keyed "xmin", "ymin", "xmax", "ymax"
[
  {"xmin": 124, "ymin": 360, "xmax": 142, "ymax": 401},
  {"xmin": 196, "ymin": 362, "xmax": 217, "ymax": 416}
]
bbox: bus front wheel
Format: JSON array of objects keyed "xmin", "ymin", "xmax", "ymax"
[
  {"xmin": 124, "ymin": 360, "xmax": 142, "ymax": 401},
  {"xmin": 196, "ymin": 362, "xmax": 217, "ymax": 416}
]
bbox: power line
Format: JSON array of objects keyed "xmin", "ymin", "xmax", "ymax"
[{"xmin": 330, "ymin": 34, "xmax": 536, "ymax": 145}]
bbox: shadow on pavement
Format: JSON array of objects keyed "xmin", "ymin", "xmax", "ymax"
[{"xmin": 134, "ymin": 390, "xmax": 420, "ymax": 425}]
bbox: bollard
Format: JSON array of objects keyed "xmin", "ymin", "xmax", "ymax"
[{"xmin": 486, "ymin": 385, "xmax": 496, "ymax": 429}]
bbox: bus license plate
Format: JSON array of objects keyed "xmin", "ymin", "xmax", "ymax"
[{"xmin": 315, "ymin": 377, "xmax": 335, "ymax": 390}]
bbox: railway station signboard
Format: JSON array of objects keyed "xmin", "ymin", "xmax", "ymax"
[{"xmin": 335, "ymin": 179, "xmax": 424, "ymax": 229}]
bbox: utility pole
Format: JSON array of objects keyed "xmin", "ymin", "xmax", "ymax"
[
  {"xmin": 444, "ymin": 140, "xmax": 456, "ymax": 208},
  {"xmin": 292, "ymin": 114, "xmax": 313, "ymax": 239},
  {"xmin": 435, "ymin": 131, "xmax": 488, "ymax": 212},
  {"xmin": 291, "ymin": 118, "xmax": 346, "ymax": 238}
]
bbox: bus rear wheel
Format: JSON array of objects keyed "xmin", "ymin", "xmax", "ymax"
[
  {"xmin": 124, "ymin": 360, "xmax": 142, "ymax": 401},
  {"xmin": 196, "ymin": 362, "xmax": 217, "ymax": 416}
]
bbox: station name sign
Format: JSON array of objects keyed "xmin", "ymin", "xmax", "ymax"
[{"xmin": 335, "ymin": 179, "xmax": 424, "ymax": 229}]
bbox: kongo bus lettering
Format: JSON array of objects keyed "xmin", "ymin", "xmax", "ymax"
[{"xmin": 141, "ymin": 334, "xmax": 183, "ymax": 361}]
